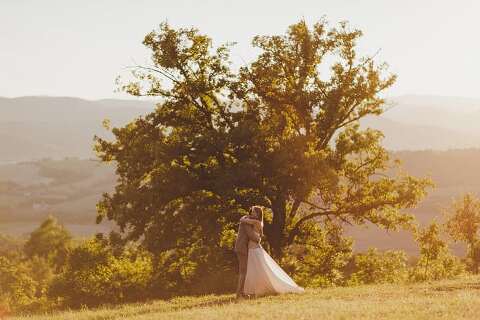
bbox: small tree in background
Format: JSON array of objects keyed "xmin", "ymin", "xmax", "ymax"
[
  {"xmin": 24, "ymin": 216, "xmax": 72, "ymax": 271},
  {"xmin": 445, "ymin": 194, "xmax": 480, "ymax": 273},
  {"xmin": 411, "ymin": 222, "xmax": 464, "ymax": 281}
]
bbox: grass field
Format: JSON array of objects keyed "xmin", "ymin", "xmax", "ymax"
[{"xmin": 11, "ymin": 276, "xmax": 480, "ymax": 320}]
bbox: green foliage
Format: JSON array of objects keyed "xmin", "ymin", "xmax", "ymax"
[
  {"xmin": 0, "ymin": 256, "xmax": 48, "ymax": 313},
  {"xmin": 281, "ymin": 221, "xmax": 352, "ymax": 287},
  {"xmin": 96, "ymin": 19, "xmax": 430, "ymax": 263},
  {"xmin": 49, "ymin": 238, "xmax": 153, "ymax": 308},
  {"xmin": 347, "ymin": 248, "xmax": 408, "ymax": 285},
  {"xmin": 445, "ymin": 193, "xmax": 480, "ymax": 273},
  {"xmin": 0, "ymin": 233, "xmax": 23, "ymax": 260},
  {"xmin": 0, "ymin": 232, "xmax": 56, "ymax": 314},
  {"xmin": 24, "ymin": 216, "xmax": 72, "ymax": 270},
  {"xmin": 410, "ymin": 222, "xmax": 464, "ymax": 282},
  {"xmin": 150, "ymin": 239, "xmax": 237, "ymax": 297}
]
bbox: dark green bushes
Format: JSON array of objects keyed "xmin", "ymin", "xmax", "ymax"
[{"xmin": 49, "ymin": 238, "xmax": 153, "ymax": 307}]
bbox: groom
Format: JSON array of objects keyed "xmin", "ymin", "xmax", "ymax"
[{"xmin": 234, "ymin": 208, "xmax": 261, "ymax": 299}]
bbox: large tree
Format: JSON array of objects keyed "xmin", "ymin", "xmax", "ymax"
[{"xmin": 95, "ymin": 20, "xmax": 430, "ymax": 258}]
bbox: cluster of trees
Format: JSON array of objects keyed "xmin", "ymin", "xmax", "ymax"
[
  {"xmin": 2, "ymin": 193, "xmax": 480, "ymax": 315},
  {"xmin": 0, "ymin": 217, "xmax": 70, "ymax": 314}
]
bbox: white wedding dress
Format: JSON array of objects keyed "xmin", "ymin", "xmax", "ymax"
[{"xmin": 243, "ymin": 237, "xmax": 304, "ymax": 296}]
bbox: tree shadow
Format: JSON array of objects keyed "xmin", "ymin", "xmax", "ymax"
[
  {"xmin": 156, "ymin": 293, "xmax": 277, "ymax": 314},
  {"xmin": 130, "ymin": 295, "xmax": 239, "ymax": 317}
]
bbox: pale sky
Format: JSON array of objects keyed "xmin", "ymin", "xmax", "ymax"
[{"xmin": 1, "ymin": 0, "xmax": 479, "ymax": 100}]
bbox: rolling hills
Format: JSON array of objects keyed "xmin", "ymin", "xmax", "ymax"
[
  {"xmin": 1, "ymin": 95, "xmax": 480, "ymax": 163},
  {"xmin": 0, "ymin": 96, "xmax": 154, "ymax": 162},
  {"xmin": 2, "ymin": 94, "xmax": 480, "ymax": 253}
]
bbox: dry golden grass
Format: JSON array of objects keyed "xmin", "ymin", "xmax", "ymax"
[{"xmin": 12, "ymin": 276, "xmax": 480, "ymax": 320}]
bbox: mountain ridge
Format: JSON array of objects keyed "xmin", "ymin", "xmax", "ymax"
[{"xmin": 1, "ymin": 95, "xmax": 480, "ymax": 162}]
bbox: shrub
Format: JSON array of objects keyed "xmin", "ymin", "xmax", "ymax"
[
  {"xmin": 0, "ymin": 233, "xmax": 56, "ymax": 314},
  {"xmin": 347, "ymin": 248, "xmax": 408, "ymax": 285},
  {"xmin": 0, "ymin": 256, "xmax": 39, "ymax": 313},
  {"xmin": 281, "ymin": 221, "xmax": 353, "ymax": 287},
  {"xmin": 150, "ymin": 237, "xmax": 237, "ymax": 297},
  {"xmin": 49, "ymin": 239, "xmax": 153, "ymax": 308}
]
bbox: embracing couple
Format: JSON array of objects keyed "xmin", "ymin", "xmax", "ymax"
[{"xmin": 234, "ymin": 205, "xmax": 304, "ymax": 298}]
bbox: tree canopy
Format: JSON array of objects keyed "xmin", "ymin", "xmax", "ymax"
[{"xmin": 95, "ymin": 19, "xmax": 431, "ymax": 257}]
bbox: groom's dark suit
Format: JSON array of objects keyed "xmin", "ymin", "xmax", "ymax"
[{"xmin": 234, "ymin": 218, "xmax": 261, "ymax": 297}]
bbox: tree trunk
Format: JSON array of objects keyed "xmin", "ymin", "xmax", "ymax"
[
  {"xmin": 468, "ymin": 242, "xmax": 479, "ymax": 274},
  {"xmin": 268, "ymin": 196, "xmax": 287, "ymax": 258},
  {"xmin": 423, "ymin": 258, "xmax": 429, "ymax": 281}
]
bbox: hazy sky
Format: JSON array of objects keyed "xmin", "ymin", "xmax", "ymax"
[{"xmin": 1, "ymin": 0, "xmax": 479, "ymax": 100}]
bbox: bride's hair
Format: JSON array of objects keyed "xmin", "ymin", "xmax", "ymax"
[
  {"xmin": 250, "ymin": 206, "xmax": 264, "ymax": 236},
  {"xmin": 251, "ymin": 206, "xmax": 264, "ymax": 223}
]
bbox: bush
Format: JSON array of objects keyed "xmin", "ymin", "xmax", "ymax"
[
  {"xmin": 0, "ymin": 256, "xmax": 44, "ymax": 313},
  {"xmin": 409, "ymin": 254, "xmax": 465, "ymax": 282},
  {"xmin": 49, "ymin": 239, "xmax": 153, "ymax": 308},
  {"xmin": 347, "ymin": 248, "xmax": 408, "ymax": 285},
  {"xmin": 150, "ymin": 237, "xmax": 237, "ymax": 297},
  {"xmin": 281, "ymin": 221, "xmax": 353, "ymax": 287},
  {"xmin": 0, "ymin": 232, "xmax": 56, "ymax": 315}
]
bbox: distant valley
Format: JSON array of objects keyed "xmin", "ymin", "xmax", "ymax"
[{"xmin": 1, "ymin": 95, "xmax": 480, "ymax": 254}]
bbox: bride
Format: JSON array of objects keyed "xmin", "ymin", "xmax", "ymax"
[{"xmin": 241, "ymin": 206, "xmax": 304, "ymax": 296}]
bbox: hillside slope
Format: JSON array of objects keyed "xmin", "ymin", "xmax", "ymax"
[{"xmin": 10, "ymin": 276, "xmax": 480, "ymax": 320}]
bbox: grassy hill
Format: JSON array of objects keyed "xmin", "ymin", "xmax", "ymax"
[{"xmin": 10, "ymin": 276, "xmax": 480, "ymax": 320}]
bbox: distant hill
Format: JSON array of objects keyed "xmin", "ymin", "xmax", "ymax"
[
  {"xmin": 347, "ymin": 149, "xmax": 480, "ymax": 255},
  {"xmin": 362, "ymin": 116, "xmax": 480, "ymax": 150},
  {"xmin": 362, "ymin": 94, "xmax": 480, "ymax": 150},
  {"xmin": 383, "ymin": 95, "xmax": 480, "ymax": 135},
  {"xmin": 0, "ymin": 96, "xmax": 154, "ymax": 162},
  {"xmin": 1, "ymin": 95, "xmax": 480, "ymax": 162}
]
